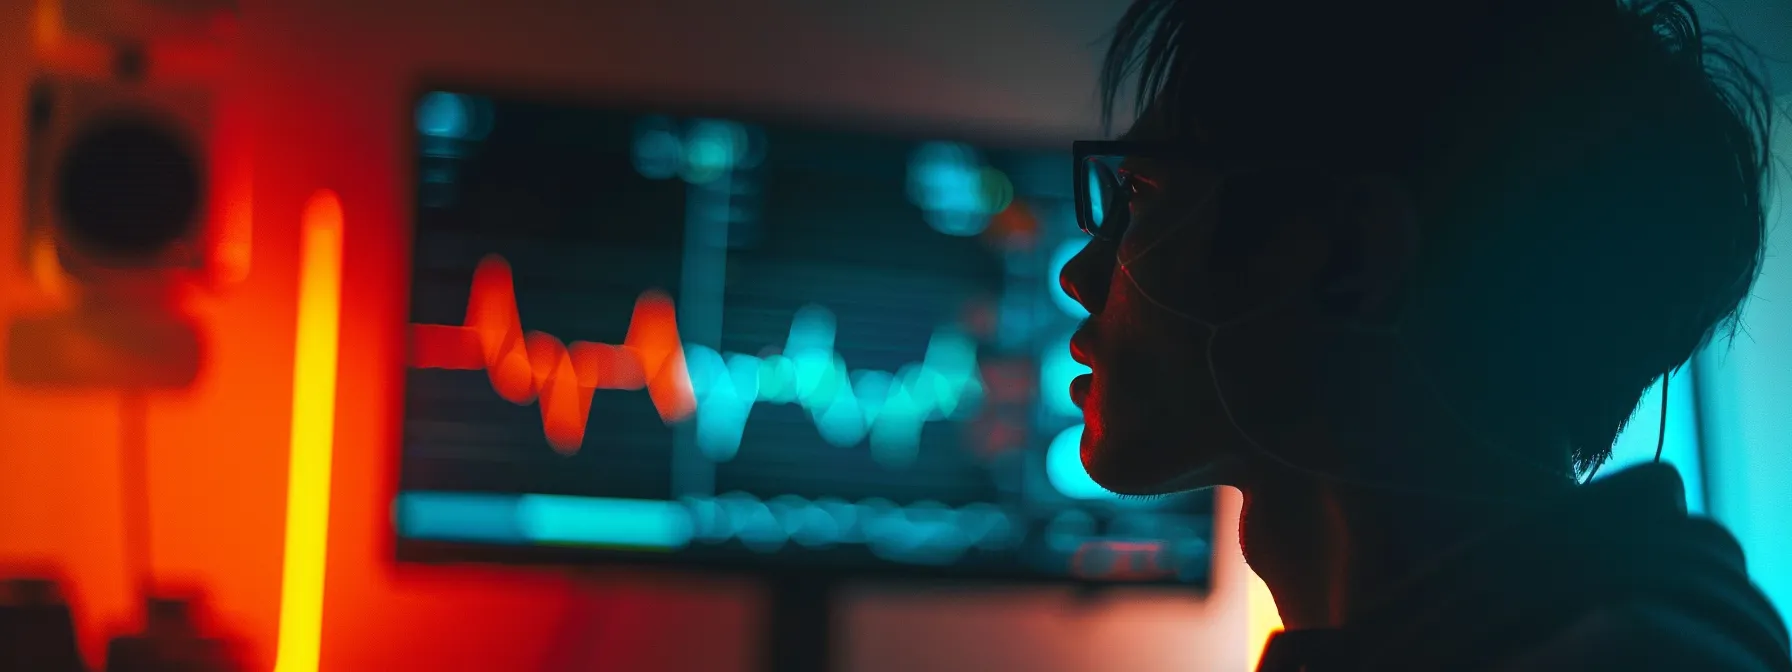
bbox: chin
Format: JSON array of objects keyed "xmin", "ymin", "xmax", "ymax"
[{"xmin": 1079, "ymin": 420, "xmax": 1225, "ymax": 496}]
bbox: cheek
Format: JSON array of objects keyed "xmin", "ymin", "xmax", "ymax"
[
  {"xmin": 1100, "ymin": 331, "xmax": 1203, "ymax": 421},
  {"xmin": 1092, "ymin": 278, "xmax": 1213, "ymax": 429},
  {"xmin": 1115, "ymin": 206, "xmax": 1214, "ymax": 305},
  {"xmin": 1081, "ymin": 313, "xmax": 1228, "ymax": 493},
  {"xmin": 1207, "ymin": 320, "xmax": 1328, "ymax": 445}
]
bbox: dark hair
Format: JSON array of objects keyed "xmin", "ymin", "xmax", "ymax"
[{"xmin": 1100, "ymin": 0, "xmax": 1777, "ymax": 475}]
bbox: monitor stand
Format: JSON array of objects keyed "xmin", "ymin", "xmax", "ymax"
[{"xmin": 761, "ymin": 573, "xmax": 834, "ymax": 672}]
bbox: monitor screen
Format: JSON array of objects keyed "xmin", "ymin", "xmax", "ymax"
[{"xmin": 394, "ymin": 88, "xmax": 1215, "ymax": 587}]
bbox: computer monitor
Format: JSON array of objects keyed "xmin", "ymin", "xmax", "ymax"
[{"xmin": 394, "ymin": 87, "xmax": 1215, "ymax": 589}]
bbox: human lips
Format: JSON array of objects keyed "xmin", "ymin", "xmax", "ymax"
[
  {"xmin": 1069, "ymin": 330, "xmax": 1093, "ymax": 366},
  {"xmin": 1069, "ymin": 329, "xmax": 1094, "ymax": 408}
]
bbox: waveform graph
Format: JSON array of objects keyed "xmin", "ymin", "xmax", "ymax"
[
  {"xmin": 682, "ymin": 304, "xmax": 986, "ymax": 470},
  {"xmin": 408, "ymin": 253, "xmax": 990, "ymax": 469},
  {"xmin": 410, "ymin": 254, "xmax": 695, "ymax": 454}
]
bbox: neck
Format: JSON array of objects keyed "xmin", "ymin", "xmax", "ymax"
[
  {"xmin": 1239, "ymin": 469, "xmax": 1567, "ymax": 630},
  {"xmin": 1240, "ymin": 479, "xmax": 1463, "ymax": 629},
  {"xmin": 1235, "ymin": 333, "xmax": 1579, "ymax": 629},
  {"xmin": 1230, "ymin": 329, "xmax": 1585, "ymax": 628}
]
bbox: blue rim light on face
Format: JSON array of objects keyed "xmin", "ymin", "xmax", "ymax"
[
  {"xmin": 1047, "ymin": 425, "xmax": 1116, "ymax": 500},
  {"xmin": 1050, "ymin": 239, "xmax": 1091, "ymax": 318},
  {"xmin": 1041, "ymin": 330, "xmax": 1089, "ymax": 418}
]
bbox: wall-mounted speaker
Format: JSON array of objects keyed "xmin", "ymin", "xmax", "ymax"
[
  {"xmin": 24, "ymin": 72, "xmax": 214, "ymax": 289},
  {"xmin": 6, "ymin": 0, "xmax": 238, "ymax": 390}
]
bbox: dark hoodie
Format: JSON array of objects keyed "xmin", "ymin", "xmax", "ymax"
[{"xmin": 1255, "ymin": 463, "xmax": 1791, "ymax": 671}]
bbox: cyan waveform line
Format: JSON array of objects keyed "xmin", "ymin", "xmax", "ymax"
[
  {"xmin": 683, "ymin": 305, "xmax": 985, "ymax": 467},
  {"xmin": 410, "ymin": 255, "xmax": 984, "ymax": 464}
]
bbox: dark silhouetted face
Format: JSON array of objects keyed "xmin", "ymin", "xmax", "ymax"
[{"xmin": 1060, "ymin": 107, "xmax": 1337, "ymax": 496}]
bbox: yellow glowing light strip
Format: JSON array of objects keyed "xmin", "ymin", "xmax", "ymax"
[
  {"xmin": 1245, "ymin": 569, "xmax": 1283, "ymax": 670},
  {"xmin": 275, "ymin": 190, "xmax": 344, "ymax": 672}
]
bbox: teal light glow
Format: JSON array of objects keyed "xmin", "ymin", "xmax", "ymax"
[
  {"xmin": 1087, "ymin": 167, "xmax": 1108, "ymax": 229},
  {"xmin": 398, "ymin": 491, "xmax": 1024, "ymax": 566},
  {"xmin": 1048, "ymin": 239, "xmax": 1089, "ymax": 318},
  {"xmin": 415, "ymin": 91, "xmax": 492, "ymax": 142},
  {"xmin": 397, "ymin": 492, "xmax": 693, "ymax": 550},
  {"xmin": 632, "ymin": 116, "xmax": 684, "ymax": 180},
  {"xmin": 1698, "ymin": 106, "xmax": 1792, "ymax": 623},
  {"xmin": 682, "ymin": 119, "xmax": 750, "ymax": 185},
  {"xmin": 684, "ymin": 304, "xmax": 984, "ymax": 466},
  {"xmin": 629, "ymin": 118, "xmax": 758, "ymax": 184},
  {"xmin": 415, "ymin": 92, "xmax": 469, "ymax": 139},
  {"xmin": 1046, "ymin": 424, "xmax": 1115, "ymax": 500},
  {"xmin": 1040, "ymin": 330, "xmax": 1089, "ymax": 418},
  {"xmin": 1592, "ymin": 365, "xmax": 1703, "ymax": 512},
  {"xmin": 395, "ymin": 492, "xmax": 524, "ymax": 544},
  {"xmin": 518, "ymin": 495, "xmax": 694, "ymax": 550},
  {"xmin": 906, "ymin": 142, "xmax": 1007, "ymax": 236}
]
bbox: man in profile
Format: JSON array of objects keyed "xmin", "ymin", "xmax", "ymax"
[{"xmin": 1058, "ymin": 0, "xmax": 1790, "ymax": 669}]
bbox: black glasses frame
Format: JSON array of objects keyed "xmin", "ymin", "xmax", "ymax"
[
  {"xmin": 1073, "ymin": 141, "xmax": 1348, "ymax": 242},
  {"xmin": 1072, "ymin": 140, "xmax": 1217, "ymax": 242}
]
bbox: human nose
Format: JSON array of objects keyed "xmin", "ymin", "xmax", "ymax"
[{"xmin": 1059, "ymin": 236, "xmax": 1116, "ymax": 315}]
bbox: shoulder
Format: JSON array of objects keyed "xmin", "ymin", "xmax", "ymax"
[{"xmin": 1492, "ymin": 599, "xmax": 1790, "ymax": 672}]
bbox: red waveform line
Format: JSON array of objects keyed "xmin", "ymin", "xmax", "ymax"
[
  {"xmin": 1070, "ymin": 540, "xmax": 1171, "ymax": 581},
  {"xmin": 409, "ymin": 254, "xmax": 695, "ymax": 454}
]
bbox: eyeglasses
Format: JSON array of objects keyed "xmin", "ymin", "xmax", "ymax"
[
  {"xmin": 1074, "ymin": 140, "xmax": 1337, "ymax": 243},
  {"xmin": 1073, "ymin": 140, "xmax": 1211, "ymax": 243}
]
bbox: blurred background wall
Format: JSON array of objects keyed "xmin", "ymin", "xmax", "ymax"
[
  {"xmin": 0, "ymin": 0, "xmax": 1253, "ymax": 670},
  {"xmin": 1700, "ymin": 89, "xmax": 1792, "ymax": 644}
]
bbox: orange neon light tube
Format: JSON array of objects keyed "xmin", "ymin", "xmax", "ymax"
[{"xmin": 275, "ymin": 190, "xmax": 344, "ymax": 672}]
